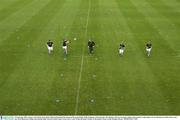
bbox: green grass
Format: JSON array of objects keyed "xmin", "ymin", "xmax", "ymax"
[{"xmin": 0, "ymin": 0, "xmax": 180, "ymax": 115}]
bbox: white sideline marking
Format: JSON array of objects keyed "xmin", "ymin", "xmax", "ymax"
[
  {"xmin": 71, "ymin": 55, "xmax": 91, "ymax": 58},
  {"xmin": 74, "ymin": 0, "xmax": 91, "ymax": 115}
]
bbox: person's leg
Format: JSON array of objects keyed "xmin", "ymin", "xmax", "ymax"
[
  {"xmin": 48, "ymin": 47, "xmax": 51, "ymax": 54},
  {"xmin": 50, "ymin": 47, "xmax": 53, "ymax": 54},
  {"xmin": 146, "ymin": 48, "xmax": 151, "ymax": 56},
  {"xmin": 89, "ymin": 47, "xmax": 92, "ymax": 54}
]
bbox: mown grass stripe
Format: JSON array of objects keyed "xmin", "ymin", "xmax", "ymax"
[
  {"xmin": 0, "ymin": 0, "xmax": 51, "ymax": 43},
  {"xmin": 29, "ymin": 0, "xmax": 82, "ymax": 115},
  {"xmin": 0, "ymin": 0, "xmax": 179, "ymax": 115},
  {"xmin": 0, "ymin": 0, "xmax": 34, "ymax": 22},
  {"xmin": 0, "ymin": 0, "xmax": 51, "ymax": 90},
  {"xmin": 161, "ymin": 0, "xmax": 180, "ymax": 13},
  {"xmin": 130, "ymin": 0, "xmax": 179, "ymax": 51},
  {"xmin": 75, "ymin": 0, "xmax": 91, "ymax": 115},
  {"xmin": 0, "ymin": 0, "xmax": 85, "ymax": 115},
  {"xmin": 0, "ymin": 0, "xmax": 65, "ymax": 89},
  {"xmin": 116, "ymin": 0, "xmax": 171, "ymax": 114},
  {"xmin": 146, "ymin": 0, "xmax": 180, "ymax": 28},
  {"xmin": 0, "ymin": 1, "xmax": 67, "ymax": 115},
  {"xmin": 75, "ymin": 0, "xmax": 106, "ymax": 114},
  {"xmin": 85, "ymin": 0, "xmax": 136, "ymax": 114},
  {"xmin": 130, "ymin": 0, "xmax": 180, "ymax": 114},
  {"xmin": 0, "ymin": 0, "xmax": 19, "ymax": 11}
]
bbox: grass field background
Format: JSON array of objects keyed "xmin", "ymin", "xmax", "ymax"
[{"xmin": 0, "ymin": 0, "xmax": 180, "ymax": 115}]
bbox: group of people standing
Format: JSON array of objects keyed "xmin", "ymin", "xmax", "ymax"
[
  {"xmin": 46, "ymin": 39, "xmax": 96, "ymax": 56},
  {"xmin": 118, "ymin": 42, "xmax": 152, "ymax": 56},
  {"xmin": 46, "ymin": 39, "xmax": 152, "ymax": 57}
]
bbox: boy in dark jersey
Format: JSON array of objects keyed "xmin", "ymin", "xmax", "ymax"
[
  {"xmin": 62, "ymin": 39, "xmax": 69, "ymax": 55},
  {"xmin": 119, "ymin": 42, "xmax": 125, "ymax": 56},
  {"xmin": 146, "ymin": 41, "xmax": 152, "ymax": 57},
  {"xmin": 88, "ymin": 40, "xmax": 95, "ymax": 54},
  {"xmin": 46, "ymin": 40, "xmax": 53, "ymax": 54}
]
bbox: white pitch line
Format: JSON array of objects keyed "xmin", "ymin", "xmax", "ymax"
[
  {"xmin": 75, "ymin": 0, "xmax": 91, "ymax": 115},
  {"xmin": 71, "ymin": 55, "xmax": 91, "ymax": 58}
]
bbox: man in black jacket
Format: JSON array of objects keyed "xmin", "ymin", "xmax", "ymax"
[{"xmin": 88, "ymin": 40, "xmax": 95, "ymax": 54}]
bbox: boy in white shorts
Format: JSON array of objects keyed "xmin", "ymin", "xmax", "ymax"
[
  {"xmin": 119, "ymin": 42, "xmax": 125, "ymax": 56},
  {"xmin": 62, "ymin": 39, "xmax": 69, "ymax": 55},
  {"xmin": 47, "ymin": 40, "xmax": 53, "ymax": 54},
  {"xmin": 146, "ymin": 41, "xmax": 152, "ymax": 57}
]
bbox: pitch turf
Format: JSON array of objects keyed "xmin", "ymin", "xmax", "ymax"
[{"xmin": 0, "ymin": 0, "xmax": 180, "ymax": 115}]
